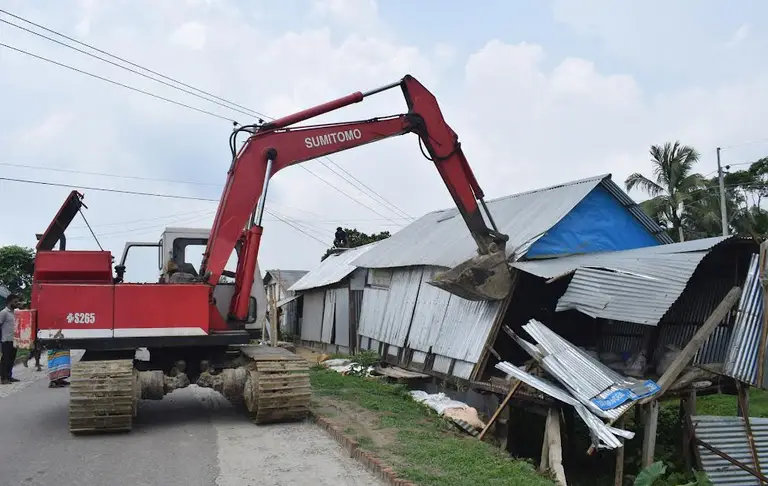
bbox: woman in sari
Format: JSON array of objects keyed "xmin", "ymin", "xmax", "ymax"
[{"xmin": 47, "ymin": 349, "xmax": 71, "ymax": 387}]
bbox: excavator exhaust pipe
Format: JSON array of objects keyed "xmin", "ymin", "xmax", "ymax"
[{"xmin": 427, "ymin": 243, "xmax": 514, "ymax": 301}]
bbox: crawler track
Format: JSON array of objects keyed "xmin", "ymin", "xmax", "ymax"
[
  {"xmin": 68, "ymin": 359, "xmax": 138, "ymax": 434},
  {"xmin": 240, "ymin": 347, "xmax": 311, "ymax": 424}
]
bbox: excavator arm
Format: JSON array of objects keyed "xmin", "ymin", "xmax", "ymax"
[{"xmin": 200, "ymin": 75, "xmax": 513, "ymax": 321}]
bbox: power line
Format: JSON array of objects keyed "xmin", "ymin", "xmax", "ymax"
[
  {"xmin": 0, "ymin": 8, "xmax": 270, "ymax": 120},
  {"xmin": 318, "ymin": 160, "xmax": 412, "ymax": 219},
  {"xmin": 2, "ymin": 40, "xmax": 407, "ymax": 222},
  {"xmin": 0, "ymin": 9, "xmax": 412, "ymax": 221},
  {"xmin": 0, "ymin": 42, "xmax": 236, "ymax": 123},
  {"xmin": 0, "ymin": 175, "xmax": 219, "ymax": 201},
  {"xmin": 720, "ymin": 138, "xmax": 768, "ymax": 150},
  {"xmin": 0, "ymin": 162, "xmax": 222, "ymax": 187},
  {"xmin": 299, "ymin": 165, "xmax": 401, "ymax": 224},
  {"xmin": 69, "ymin": 208, "xmax": 214, "ymax": 230},
  {"xmin": 0, "ymin": 176, "xmax": 339, "ymax": 245},
  {"xmin": 0, "ymin": 162, "xmax": 412, "ymax": 223},
  {"xmin": 0, "ymin": 16, "xmax": 264, "ymax": 122}
]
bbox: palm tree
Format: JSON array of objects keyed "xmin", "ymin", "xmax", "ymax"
[{"xmin": 625, "ymin": 141, "xmax": 706, "ymax": 242}]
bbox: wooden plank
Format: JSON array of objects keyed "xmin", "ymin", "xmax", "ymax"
[
  {"xmin": 543, "ymin": 407, "xmax": 567, "ymax": 486},
  {"xmin": 641, "ymin": 286, "xmax": 742, "ymax": 402},
  {"xmin": 478, "ymin": 364, "xmax": 532, "ymax": 441},
  {"xmin": 375, "ymin": 366, "xmax": 429, "ymax": 380},
  {"xmin": 738, "ymin": 382, "xmax": 765, "ymax": 483}
]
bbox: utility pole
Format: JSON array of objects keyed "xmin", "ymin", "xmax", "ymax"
[{"xmin": 717, "ymin": 147, "xmax": 729, "ymax": 236}]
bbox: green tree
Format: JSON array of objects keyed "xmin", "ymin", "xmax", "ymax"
[
  {"xmin": 722, "ymin": 156, "xmax": 768, "ymax": 238},
  {"xmin": 321, "ymin": 228, "xmax": 390, "ymax": 261},
  {"xmin": 682, "ymin": 176, "xmax": 743, "ymax": 239},
  {"xmin": 0, "ymin": 245, "xmax": 35, "ymax": 301},
  {"xmin": 626, "ymin": 141, "xmax": 706, "ymax": 242}
]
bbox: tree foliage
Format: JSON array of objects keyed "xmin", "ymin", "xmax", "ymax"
[
  {"xmin": 321, "ymin": 228, "xmax": 390, "ymax": 261},
  {"xmin": 680, "ymin": 156, "xmax": 768, "ymax": 239},
  {"xmin": 0, "ymin": 245, "xmax": 35, "ymax": 301},
  {"xmin": 630, "ymin": 142, "xmax": 768, "ymax": 241},
  {"xmin": 625, "ymin": 141, "xmax": 705, "ymax": 242}
]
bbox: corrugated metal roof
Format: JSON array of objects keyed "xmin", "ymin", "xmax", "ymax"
[
  {"xmin": 353, "ymin": 174, "xmax": 669, "ymax": 269},
  {"xmin": 266, "ymin": 269, "xmax": 308, "ymax": 290},
  {"xmin": 495, "ymin": 361, "xmax": 632, "ymax": 450},
  {"xmin": 289, "ymin": 244, "xmax": 375, "ymax": 292},
  {"xmin": 693, "ymin": 415, "xmax": 768, "ymax": 485},
  {"xmin": 520, "ymin": 320, "xmax": 657, "ymax": 421},
  {"xmin": 724, "ymin": 253, "xmax": 764, "ymax": 386},
  {"xmin": 513, "ymin": 237, "xmax": 734, "ymax": 326},
  {"xmin": 513, "ymin": 236, "xmax": 730, "ymax": 279}
]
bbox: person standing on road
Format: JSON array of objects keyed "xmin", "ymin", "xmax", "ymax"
[{"xmin": 0, "ymin": 294, "xmax": 20, "ymax": 384}]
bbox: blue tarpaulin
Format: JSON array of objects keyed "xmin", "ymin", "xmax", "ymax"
[{"xmin": 527, "ymin": 185, "xmax": 661, "ymax": 258}]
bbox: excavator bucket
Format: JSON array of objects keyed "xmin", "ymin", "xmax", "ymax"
[{"xmin": 427, "ymin": 246, "xmax": 514, "ymax": 301}]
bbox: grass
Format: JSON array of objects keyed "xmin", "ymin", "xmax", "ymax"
[
  {"xmin": 310, "ymin": 367, "xmax": 554, "ymax": 486},
  {"xmin": 695, "ymin": 387, "xmax": 768, "ymax": 417}
]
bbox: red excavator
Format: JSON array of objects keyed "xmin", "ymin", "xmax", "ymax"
[{"xmin": 23, "ymin": 75, "xmax": 513, "ymax": 434}]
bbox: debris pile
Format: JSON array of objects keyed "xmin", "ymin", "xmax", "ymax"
[
  {"xmin": 497, "ymin": 319, "xmax": 661, "ymax": 450},
  {"xmin": 319, "ymin": 358, "xmax": 375, "ymax": 377},
  {"xmin": 410, "ymin": 390, "xmax": 486, "ymax": 435}
]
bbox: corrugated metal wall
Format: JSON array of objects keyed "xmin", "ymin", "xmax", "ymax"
[
  {"xmin": 357, "ymin": 266, "xmax": 504, "ymax": 379},
  {"xmin": 300, "ymin": 290, "xmax": 324, "ymax": 342}
]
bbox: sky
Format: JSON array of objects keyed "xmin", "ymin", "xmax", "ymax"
[{"xmin": 1, "ymin": 0, "xmax": 768, "ymax": 282}]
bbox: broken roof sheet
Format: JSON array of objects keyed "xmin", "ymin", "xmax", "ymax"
[
  {"xmin": 513, "ymin": 236, "xmax": 735, "ymax": 326},
  {"xmin": 693, "ymin": 415, "xmax": 768, "ymax": 485},
  {"xmin": 352, "ymin": 174, "xmax": 671, "ymax": 270},
  {"xmin": 289, "ymin": 243, "xmax": 376, "ymax": 292}
]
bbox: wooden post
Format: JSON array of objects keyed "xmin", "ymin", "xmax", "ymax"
[
  {"xmin": 614, "ymin": 415, "xmax": 626, "ymax": 486},
  {"xmin": 738, "ymin": 382, "xmax": 764, "ymax": 483},
  {"xmin": 540, "ymin": 407, "xmax": 567, "ymax": 486},
  {"xmin": 682, "ymin": 392, "xmax": 703, "ymax": 471},
  {"xmin": 642, "ymin": 286, "xmax": 742, "ymax": 401},
  {"xmin": 642, "ymin": 400, "xmax": 659, "ymax": 467},
  {"xmin": 757, "ymin": 241, "xmax": 768, "ymax": 387},
  {"xmin": 478, "ymin": 364, "xmax": 530, "ymax": 441},
  {"xmin": 271, "ymin": 271, "xmax": 280, "ymax": 346}
]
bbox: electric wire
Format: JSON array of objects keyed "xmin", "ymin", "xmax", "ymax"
[
  {"xmin": 0, "ymin": 176, "xmax": 333, "ymax": 245},
  {"xmin": 77, "ymin": 207, "xmax": 103, "ymax": 250},
  {"xmin": 0, "ymin": 16, "xmax": 263, "ymax": 122},
  {"xmin": 0, "ymin": 42, "xmax": 236, "ymax": 122},
  {"xmin": 0, "ymin": 9, "xmax": 413, "ymax": 220},
  {"xmin": 0, "ymin": 8, "xmax": 270, "ymax": 120}
]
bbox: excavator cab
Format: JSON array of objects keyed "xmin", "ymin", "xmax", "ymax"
[{"xmin": 117, "ymin": 227, "xmax": 268, "ymax": 332}]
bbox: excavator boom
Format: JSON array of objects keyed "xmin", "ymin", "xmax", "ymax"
[{"xmin": 200, "ymin": 75, "xmax": 513, "ymax": 320}]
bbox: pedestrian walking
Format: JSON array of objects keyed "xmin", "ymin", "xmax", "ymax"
[
  {"xmin": 47, "ymin": 349, "xmax": 71, "ymax": 388},
  {"xmin": 0, "ymin": 294, "xmax": 20, "ymax": 384}
]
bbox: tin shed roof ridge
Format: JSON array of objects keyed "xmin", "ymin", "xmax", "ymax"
[{"xmin": 352, "ymin": 173, "xmax": 665, "ymax": 270}]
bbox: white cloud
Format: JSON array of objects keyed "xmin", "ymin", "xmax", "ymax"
[
  {"xmin": 311, "ymin": 0, "xmax": 378, "ymax": 28},
  {"xmin": 726, "ymin": 24, "xmax": 751, "ymax": 47},
  {"xmin": 170, "ymin": 21, "xmax": 208, "ymax": 50}
]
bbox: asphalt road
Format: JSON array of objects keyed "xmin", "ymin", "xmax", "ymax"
[{"xmin": 0, "ymin": 357, "xmax": 381, "ymax": 486}]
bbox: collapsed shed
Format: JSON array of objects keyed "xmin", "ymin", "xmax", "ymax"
[
  {"xmin": 288, "ymin": 243, "xmax": 375, "ymax": 355},
  {"xmin": 350, "ymin": 174, "xmax": 674, "ymax": 380}
]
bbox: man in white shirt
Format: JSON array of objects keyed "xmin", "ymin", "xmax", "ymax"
[{"xmin": 0, "ymin": 294, "xmax": 20, "ymax": 384}]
